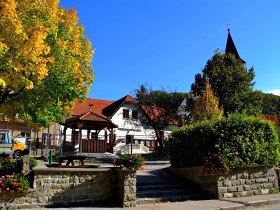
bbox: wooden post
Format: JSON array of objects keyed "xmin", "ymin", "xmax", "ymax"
[
  {"xmin": 105, "ymin": 129, "xmax": 108, "ymax": 142},
  {"xmin": 62, "ymin": 126, "xmax": 67, "ymax": 151},
  {"xmin": 79, "ymin": 129, "xmax": 82, "ymax": 154},
  {"xmin": 109, "ymin": 128, "xmax": 115, "ymax": 153},
  {"xmin": 71, "ymin": 128, "xmax": 75, "ymax": 148}
]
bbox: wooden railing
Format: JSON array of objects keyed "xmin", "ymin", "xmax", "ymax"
[{"xmin": 82, "ymin": 139, "xmax": 107, "ymax": 153}]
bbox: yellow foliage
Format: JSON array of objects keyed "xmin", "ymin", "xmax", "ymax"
[
  {"xmin": 0, "ymin": 0, "xmax": 94, "ymax": 126},
  {"xmin": 0, "ymin": 79, "xmax": 6, "ymax": 88},
  {"xmin": 25, "ymin": 81, "xmax": 34, "ymax": 90},
  {"xmin": 191, "ymin": 81, "xmax": 224, "ymax": 123},
  {"xmin": 0, "ymin": 0, "xmax": 93, "ymax": 93}
]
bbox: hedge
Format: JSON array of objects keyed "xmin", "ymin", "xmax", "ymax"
[{"xmin": 170, "ymin": 114, "xmax": 280, "ymax": 172}]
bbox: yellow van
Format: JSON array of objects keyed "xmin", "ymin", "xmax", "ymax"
[{"xmin": 0, "ymin": 131, "xmax": 29, "ymax": 158}]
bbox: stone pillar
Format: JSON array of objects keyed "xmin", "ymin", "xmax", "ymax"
[
  {"xmin": 22, "ymin": 155, "xmax": 30, "ymax": 175},
  {"xmin": 112, "ymin": 169, "xmax": 137, "ymax": 207}
]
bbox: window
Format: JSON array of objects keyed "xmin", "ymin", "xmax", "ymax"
[
  {"xmin": 123, "ymin": 109, "xmax": 129, "ymax": 119},
  {"xmin": 126, "ymin": 135, "xmax": 134, "ymax": 144},
  {"xmin": 132, "ymin": 110, "xmax": 138, "ymax": 119},
  {"xmin": 0, "ymin": 133, "xmax": 6, "ymax": 144},
  {"xmin": 91, "ymin": 132, "xmax": 98, "ymax": 139}
]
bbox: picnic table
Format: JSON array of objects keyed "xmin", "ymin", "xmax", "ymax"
[{"xmin": 58, "ymin": 155, "xmax": 87, "ymax": 167}]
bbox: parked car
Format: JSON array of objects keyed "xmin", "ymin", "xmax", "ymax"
[{"xmin": 0, "ymin": 130, "xmax": 29, "ymax": 158}]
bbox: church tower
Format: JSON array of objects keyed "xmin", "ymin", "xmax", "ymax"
[{"xmin": 225, "ymin": 28, "xmax": 246, "ymax": 65}]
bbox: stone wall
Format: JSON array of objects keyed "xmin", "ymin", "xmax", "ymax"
[
  {"xmin": 168, "ymin": 166, "xmax": 278, "ymax": 199},
  {"xmin": 0, "ymin": 167, "xmax": 136, "ymax": 209},
  {"xmin": 112, "ymin": 168, "xmax": 137, "ymax": 207}
]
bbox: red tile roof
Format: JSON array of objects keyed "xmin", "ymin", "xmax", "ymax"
[
  {"xmin": 141, "ymin": 105, "xmax": 178, "ymax": 125},
  {"xmin": 102, "ymin": 95, "xmax": 137, "ymax": 117},
  {"xmin": 72, "ymin": 95, "xmax": 136, "ymax": 118},
  {"xmin": 72, "ymin": 98, "xmax": 113, "ymax": 118},
  {"xmin": 64, "ymin": 110, "xmax": 118, "ymax": 129},
  {"xmin": 72, "ymin": 95, "xmax": 177, "ymax": 125},
  {"xmin": 79, "ymin": 111, "xmax": 111, "ymax": 122}
]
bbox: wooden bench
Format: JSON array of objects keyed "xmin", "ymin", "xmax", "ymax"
[{"xmin": 58, "ymin": 155, "xmax": 87, "ymax": 167}]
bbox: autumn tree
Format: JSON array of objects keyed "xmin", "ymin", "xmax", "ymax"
[
  {"xmin": 191, "ymin": 52, "xmax": 259, "ymax": 115},
  {"xmin": 134, "ymin": 84, "xmax": 187, "ymax": 151},
  {"xmin": 191, "ymin": 81, "xmax": 223, "ymax": 123},
  {"xmin": 257, "ymin": 92, "xmax": 280, "ymax": 126},
  {"xmin": 0, "ymin": 0, "xmax": 94, "ymax": 126}
]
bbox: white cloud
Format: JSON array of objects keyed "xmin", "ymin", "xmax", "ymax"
[{"xmin": 267, "ymin": 89, "xmax": 280, "ymax": 96}]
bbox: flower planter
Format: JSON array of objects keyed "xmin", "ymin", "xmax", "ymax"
[{"xmin": 0, "ymin": 191, "xmax": 29, "ymax": 201}]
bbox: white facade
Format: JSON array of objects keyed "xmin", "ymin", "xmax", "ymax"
[
  {"xmin": 62, "ymin": 99, "xmax": 173, "ymax": 150},
  {"xmin": 110, "ymin": 102, "xmax": 157, "ymax": 146}
]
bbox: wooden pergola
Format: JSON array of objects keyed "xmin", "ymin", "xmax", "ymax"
[{"xmin": 61, "ymin": 111, "xmax": 117, "ymax": 153}]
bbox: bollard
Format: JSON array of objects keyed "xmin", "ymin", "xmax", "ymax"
[{"xmin": 48, "ymin": 149, "xmax": 52, "ymax": 164}]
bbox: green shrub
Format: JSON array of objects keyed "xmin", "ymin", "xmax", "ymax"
[
  {"xmin": 29, "ymin": 157, "xmax": 38, "ymax": 169},
  {"xmin": 170, "ymin": 114, "xmax": 280, "ymax": 173},
  {"xmin": 115, "ymin": 154, "xmax": 145, "ymax": 171},
  {"xmin": 0, "ymin": 157, "xmax": 38, "ymax": 175},
  {"xmin": 0, "ymin": 157, "xmax": 22, "ymax": 175}
]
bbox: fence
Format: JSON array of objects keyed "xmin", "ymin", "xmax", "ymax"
[
  {"xmin": 81, "ymin": 139, "xmax": 107, "ymax": 153},
  {"xmin": 27, "ymin": 133, "xmax": 159, "ymax": 155}
]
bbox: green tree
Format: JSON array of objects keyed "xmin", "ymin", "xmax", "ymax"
[
  {"xmin": 191, "ymin": 52, "xmax": 258, "ymax": 115},
  {"xmin": 0, "ymin": 0, "xmax": 94, "ymax": 127},
  {"xmin": 191, "ymin": 81, "xmax": 223, "ymax": 123},
  {"xmin": 260, "ymin": 92, "xmax": 280, "ymax": 118},
  {"xmin": 134, "ymin": 84, "xmax": 187, "ymax": 151}
]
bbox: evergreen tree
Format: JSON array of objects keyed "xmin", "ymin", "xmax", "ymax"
[{"xmin": 190, "ymin": 52, "xmax": 258, "ymax": 115}]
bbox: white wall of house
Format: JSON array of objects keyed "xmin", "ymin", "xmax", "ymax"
[
  {"xmin": 109, "ymin": 103, "xmax": 157, "ymax": 146},
  {"xmin": 177, "ymin": 98, "xmax": 189, "ymax": 117}
]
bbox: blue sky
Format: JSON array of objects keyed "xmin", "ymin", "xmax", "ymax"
[{"xmin": 60, "ymin": 0, "xmax": 280, "ymax": 100}]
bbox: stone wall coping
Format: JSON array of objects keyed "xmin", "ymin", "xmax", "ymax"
[
  {"xmin": 112, "ymin": 168, "xmax": 135, "ymax": 173},
  {"xmin": 33, "ymin": 167, "xmax": 111, "ymax": 173},
  {"xmin": 170, "ymin": 165, "xmax": 274, "ymax": 170},
  {"xmin": 170, "ymin": 165, "xmax": 274, "ymax": 172}
]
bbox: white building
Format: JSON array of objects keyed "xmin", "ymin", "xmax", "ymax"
[{"xmin": 61, "ymin": 95, "xmax": 176, "ymax": 154}]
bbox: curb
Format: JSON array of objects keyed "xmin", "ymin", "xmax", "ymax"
[
  {"xmin": 222, "ymin": 195, "xmax": 280, "ymax": 209},
  {"xmin": 244, "ymin": 198, "xmax": 280, "ymax": 207}
]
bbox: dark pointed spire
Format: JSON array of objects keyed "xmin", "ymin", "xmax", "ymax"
[{"xmin": 225, "ymin": 28, "xmax": 246, "ymax": 64}]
